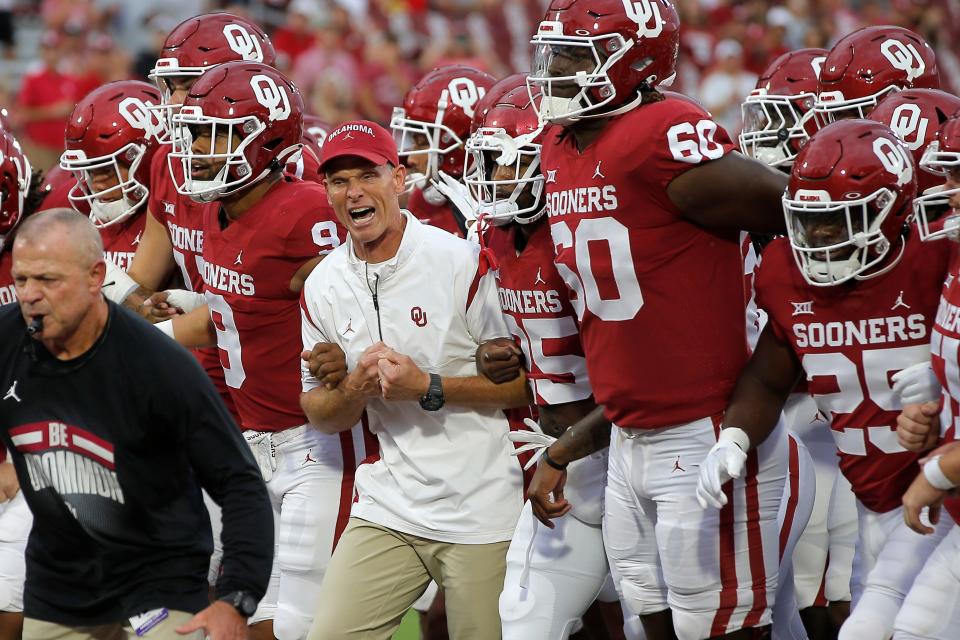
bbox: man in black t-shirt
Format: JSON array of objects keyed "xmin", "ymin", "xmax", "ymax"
[{"xmin": 0, "ymin": 209, "xmax": 272, "ymax": 640}]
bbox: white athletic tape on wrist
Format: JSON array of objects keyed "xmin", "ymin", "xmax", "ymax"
[
  {"xmin": 154, "ymin": 319, "xmax": 176, "ymax": 340},
  {"xmin": 924, "ymin": 455, "xmax": 958, "ymax": 491},
  {"xmin": 163, "ymin": 289, "xmax": 206, "ymax": 314},
  {"xmin": 718, "ymin": 426, "xmax": 750, "ymax": 451},
  {"xmin": 101, "ymin": 259, "xmax": 139, "ymax": 304}
]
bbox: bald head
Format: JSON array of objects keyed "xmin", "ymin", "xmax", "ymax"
[{"xmin": 15, "ymin": 208, "xmax": 103, "ymax": 268}]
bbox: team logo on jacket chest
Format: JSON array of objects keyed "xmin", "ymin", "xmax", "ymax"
[
  {"xmin": 792, "ymin": 314, "xmax": 927, "ymax": 348},
  {"xmin": 11, "ymin": 422, "xmax": 125, "ymax": 505},
  {"xmin": 411, "ymin": 307, "xmax": 428, "ymax": 327}
]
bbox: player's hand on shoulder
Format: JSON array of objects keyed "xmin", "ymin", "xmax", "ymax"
[
  {"xmin": 175, "ymin": 601, "xmax": 246, "ymax": 640},
  {"xmin": 696, "ymin": 428, "xmax": 749, "ymax": 509},
  {"xmin": 0, "ymin": 462, "xmax": 19, "ymax": 502},
  {"xmin": 302, "ymin": 342, "xmax": 348, "ymax": 390},
  {"xmin": 897, "ymin": 402, "xmax": 941, "ymax": 452},
  {"xmin": 476, "ymin": 337, "xmax": 524, "ymax": 384}
]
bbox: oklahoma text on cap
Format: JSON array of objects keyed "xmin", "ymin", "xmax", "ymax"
[{"xmin": 318, "ymin": 120, "xmax": 400, "ymax": 172}]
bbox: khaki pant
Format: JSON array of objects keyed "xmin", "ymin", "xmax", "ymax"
[
  {"xmin": 308, "ymin": 518, "xmax": 509, "ymax": 640},
  {"xmin": 23, "ymin": 610, "xmax": 202, "ymax": 640}
]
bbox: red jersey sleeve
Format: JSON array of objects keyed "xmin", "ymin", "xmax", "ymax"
[
  {"xmin": 753, "ymin": 239, "xmax": 793, "ymax": 344},
  {"xmin": 641, "ymin": 97, "xmax": 736, "ymax": 193}
]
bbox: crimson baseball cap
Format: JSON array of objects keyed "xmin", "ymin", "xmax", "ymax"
[{"xmin": 318, "ymin": 120, "xmax": 400, "ymax": 173}]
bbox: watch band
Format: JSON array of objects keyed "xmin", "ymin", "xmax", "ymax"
[{"xmin": 542, "ymin": 448, "xmax": 568, "ymax": 471}]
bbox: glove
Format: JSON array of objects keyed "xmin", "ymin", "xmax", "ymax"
[
  {"xmin": 892, "ymin": 361, "xmax": 941, "ymax": 405},
  {"xmin": 431, "ymin": 171, "xmax": 479, "ymax": 226},
  {"xmin": 507, "ymin": 418, "xmax": 558, "ymax": 470},
  {"xmin": 163, "ymin": 289, "xmax": 207, "ymax": 314},
  {"xmin": 696, "ymin": 427, "xmax": 749, "ymax": 509}
]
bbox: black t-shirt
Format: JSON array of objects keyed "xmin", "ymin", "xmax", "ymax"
[{"xmin": 0, "ymin": 301, "xmax": 272, "ymax": 625}]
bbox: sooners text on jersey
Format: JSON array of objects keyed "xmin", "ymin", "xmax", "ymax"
[
  {"xmin": 485, "ymin": 222, "xmax": 590, "ymax": 406},
  {"xmin": 542, "ymin": 95, "xmax": 747, "ymax": 429},
  {"xmin": 756, "ymin": 234, "xmax": 951, "ymax": 513},
  {"xmin": 100, "ymin": 214, "xmax": 146, "ymax": 273}
]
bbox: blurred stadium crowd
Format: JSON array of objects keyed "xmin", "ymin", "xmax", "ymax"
[{"xmin": 0, "ymin": 0, "xmax": 958, "ymax": 172}]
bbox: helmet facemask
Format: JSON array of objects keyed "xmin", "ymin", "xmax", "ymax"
[
  {"xmin": 61, "ymin": 143, "xmax": 148, "ymax": 227},
  {"xmin": 783, "ymin": 187, "xmax": 899, "ymax": 286},
  {"xmin": 812, "ymin": 85, "xmax": 900, "ymax": 129},
  {"xmin": 740, "ymin": 90, "xmax": 816, "ymax": 168},
  {"xmin": 148, "ymin": 64, "xmax": 206, "ymax": 144},
  {"xmin": 914, "ymin": 142, "xmax": 960, "ymax": 241},
  {"xmin": 391, "ymin": 102, "xmax": 466, "ymax": 198},
  {"xmin": 465, "ymin": 128, "xmax": 545, "ymax": 226},
  {"xmin": 528, "ymin": 24, "xmax": 637, "ymax": 124},
  {"xmin": 169, "ymin": 106, "xmax": 266, "ymax": 202}
]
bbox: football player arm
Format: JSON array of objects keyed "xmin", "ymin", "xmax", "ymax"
[
  {"xmin": 722, "ymin": 323, "xmax": 804, "ymax": 449},
  {"xmin": 124, "ymin": 212, "xmax": 177, "ymax": 311},
  {"xmin": 378, "ymin": 347, "xmax": 533, "ymax": 409},
  {"xmin": 667, "ymin": 152, "xmax": 789, "ymax": 235},
  {"xmin": 543, "ymin": 402, "xmax": 611, "ymax": 465},
  {"xmin": 155, "ymin": 304, "xmax": 216, "ymax": 348},
  {"xmin": 302, "ymin": 342, "xmax": 385, "ymax": 433},
  {"xmin": 289, "ymin": 255, "xmax": 325, "ymax": 295}
]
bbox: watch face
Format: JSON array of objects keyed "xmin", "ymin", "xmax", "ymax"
[{"xmin": 239, "ymin": 594, "xmax": 258, "ymax": 617}]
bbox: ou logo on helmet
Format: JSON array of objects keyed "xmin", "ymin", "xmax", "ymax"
[
  {"xmin": 622, "ymin": 0, "xmax": 664, "ymax": 38},
  {"xmin": 223, "ymin": 24, "xmax": 264, "ymax": 62},
  {"xmin": 119, "ymin": 97, "xmax": 159, "ymax": 136},
  {"xmin": 251, "ymin": 75, "xmax": 291, "ymax": 122},
  {"xmin": 448, "ymin": 78, "xmax": 485, "ymax": 119},
  {"xmin": 880, "ymin": 39, "xmax": 926, "ymax": 83},
  {"xmin": 810, "ymin": 56, "xmax": 826, "ymax": 79},
  {"xmin": 307, "ymin": 126, "xmax": 328, "ymax": 145},
  {"xmin": 888, "ymin": 104, "xmax": 928, "ymax": 151},
  {"xmin": 873, "ymin": 136, "xmax": 914, "ymax": 186}
]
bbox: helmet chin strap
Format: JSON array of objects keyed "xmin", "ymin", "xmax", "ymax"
[{"xmin": 90, "ymin": 197, "xmax": 134, "ymax": 225}]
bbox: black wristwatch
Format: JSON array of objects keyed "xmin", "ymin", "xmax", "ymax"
[
  {"xmin": 419, "ymin": 372, "xmax": 444, "ymax": 411},
  {"xmin": 219, "ymin": 591, "xmax": 258, "ymax": 618}
]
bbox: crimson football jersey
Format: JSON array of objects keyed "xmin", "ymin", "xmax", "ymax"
[
  {"xmin": 407, "ymin": 188, "xmax": 466, "ymax": 238},
  {"xmin": 0, "ymin": 249, "xmax": 13, "ymax": 306},
  {"xmin": 542, "ymin": 95, "xmax": 746, "ymax": 429},
  {"xmin": 100, "ymin": 214, "xmax": 146, "ymax": 273},
  {"xmin": 485, "ymin": 222, "xmax": 591, "ymax": 406},
  {"xmin": 756, "ymin": 234, "xmax": 951, "ymax": 513},
  {"xmin": 929, "ymin": 244, "xmax": 960, "ymax": 522},
  {"xmin": 148, "ymin": 146, "xmax": 213, "ymax": 292},
  {"xmin": 147, "ymin": 146, "xmax": 239, "ymax": 425},
  {"xmin": 202, "ymin": 176, "xmax": 345, "ymax": 431}
]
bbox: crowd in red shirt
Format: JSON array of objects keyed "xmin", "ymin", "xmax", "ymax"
[{"xmin": 4, "ymin": 0, "xmax": 959, "ymax": 170}]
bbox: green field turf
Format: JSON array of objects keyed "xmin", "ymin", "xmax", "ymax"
[{"xmin": 393, "ymin": 610, "xmax": 420, "ymax": 639}]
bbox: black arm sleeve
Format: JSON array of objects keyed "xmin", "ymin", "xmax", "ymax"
[{"xmin": 180, "ymin": 368, "xmax": 274, "ymax": 600}]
